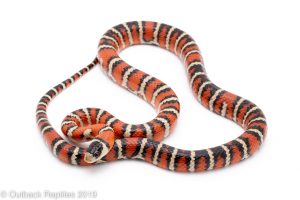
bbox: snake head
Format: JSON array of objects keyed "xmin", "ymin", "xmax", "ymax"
[
  {"xmin": 84, "ymin": 139, "xmax": 109, "ymax": 163},
  {"xmin": 84, "ymin": 126, "xmax": 115, "ymax": 164}
]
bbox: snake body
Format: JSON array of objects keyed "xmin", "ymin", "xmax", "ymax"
[{"xmin": 36, "ymin": 21, "xmax": 267, "ymax": 172}]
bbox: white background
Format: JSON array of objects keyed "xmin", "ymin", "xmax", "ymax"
[{"xmin": 0, "ymin": 0, "xmax": 299, "ymax": 199}]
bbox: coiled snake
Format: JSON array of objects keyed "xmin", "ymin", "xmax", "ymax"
[{"xmin": 36, "ymin": 21, "xmax": 267, "ymax": 172}]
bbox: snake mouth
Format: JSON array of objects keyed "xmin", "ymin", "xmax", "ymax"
[
  {"xmin": 84, "ymin": 152, "xmax": 98, "ymax": 163},
  {"xmin": 84, "ymin": 139, "xmax": 109, "ymax": 163}
]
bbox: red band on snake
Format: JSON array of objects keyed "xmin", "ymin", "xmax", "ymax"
[{"xmin": 36, "ymin": 21, "xmax": 267, "ymax": 172}]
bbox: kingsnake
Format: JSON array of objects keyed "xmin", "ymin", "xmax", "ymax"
[{"xmin": 36, "ymin": 21, "xmax": 267, "ymax": 172}]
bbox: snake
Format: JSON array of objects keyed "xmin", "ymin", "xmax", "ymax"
[{"xmin": 36, "ymin": 21, "xmax": 267, "ymax": 172}]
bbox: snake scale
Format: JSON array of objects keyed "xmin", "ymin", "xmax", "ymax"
[{"xmin": 36, "ymin": 21, "xmax": 267, "ymax": 172}]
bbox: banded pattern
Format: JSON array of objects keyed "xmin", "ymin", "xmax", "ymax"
[{"xmin": 36, "ymin": 21, "xmax": 267, "ymax": 172}]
